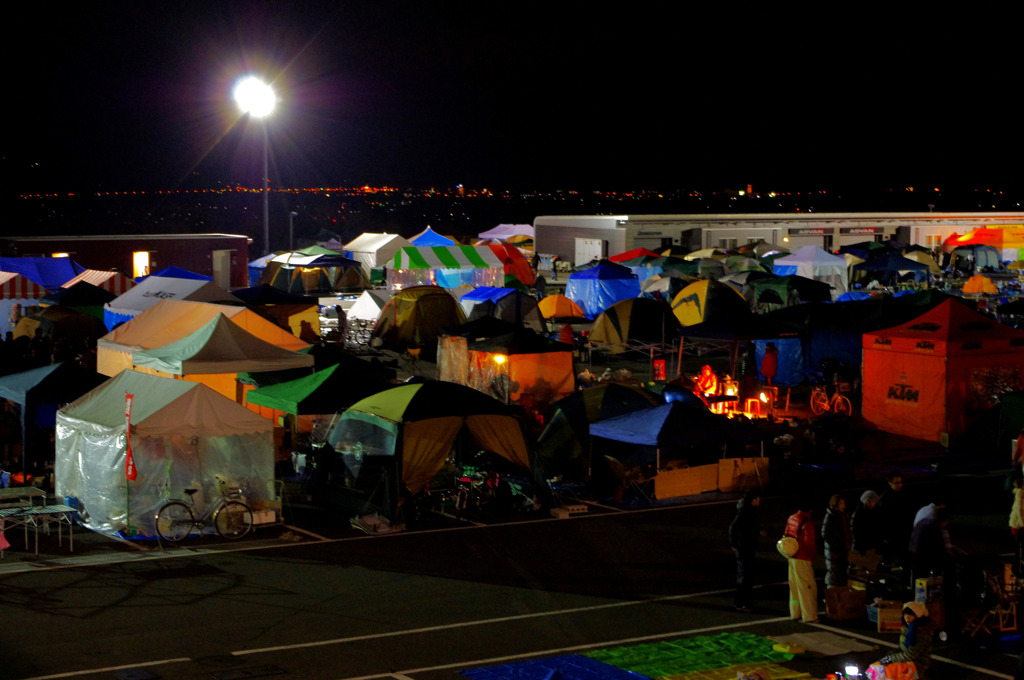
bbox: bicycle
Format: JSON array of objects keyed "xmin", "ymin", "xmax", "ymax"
[
  {"xmin": 809, "ymin": 375, "xmax": 852, "ymax": 416},
  {"xmin": 155, "ymin": 475, "xmax": 254, "ymax": 541}
]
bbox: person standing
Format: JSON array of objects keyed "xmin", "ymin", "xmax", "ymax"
[
  {"xmin": 851, "ymin": 490, "xmax": 885, "ymax": 559},
  {"xmin": 729, "ymin": 489, "xmax": 762, "ymax": 612},
  {"xmin": 784, "ymin": 501, "xmax": 819, "ymax": 623},
  {"xmin": 760, "ymin": 342, "xmax": 779, "ymax": 386},
  {"xmin": 822, "ymin": 493, "xmax": 851, "ymax": 588},
  {"xmin": 1010, "ymin": 478, "xmax": 1024, "ymax": 576},
  {"xmin": 880, "ymin": 473, "xmax": 913, "ymax": 562}
]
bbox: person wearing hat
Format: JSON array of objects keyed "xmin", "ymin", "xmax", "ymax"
[{"xmin": 867, "ymin": 601, "xmax": 934, "ymax": 679}]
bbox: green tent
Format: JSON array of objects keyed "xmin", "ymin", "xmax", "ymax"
[
  {"xmin": 246, "ymin": 360, "xmax": 394, "ymax": 415},
  {"xmin": 325, "ymin": 381, "xmax": 530, "ymax": 518}
]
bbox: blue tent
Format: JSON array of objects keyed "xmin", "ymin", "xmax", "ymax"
[
  {"xmin": 0, "ymin": 362, "xmax": 106, "ymax": 476},
  {"xmin": 590, "ymin": 401, "xmax": 760, "ymax": 466},
  {"xmin": 135, "ymin": 266, "xmax": 212, "ymax": 284},
  {"xmin": 0, "ymin": 257, "xmax": 86, "ymax": 291},
  {"xmin": 564, "ymin": 262, "xmax": 641, "ymax": 319},
  {"xmin": 409, "ymin": 226, "xmax": 456, "ymax": 247}
]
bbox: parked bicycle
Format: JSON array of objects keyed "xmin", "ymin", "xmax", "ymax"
[
  {"xmin": 808, "ymin": 372, "xmax": 852, "ymax": 416},
  {"xmin": 155, "ymin": 475, "xmax": 253, "ymax": 541}
]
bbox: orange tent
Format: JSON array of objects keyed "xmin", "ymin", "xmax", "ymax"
[
  {"xmin": 538, "ymin": 294, "xmax": 586, "ymax": 320},
  {"xmin": 962, "ymin": 274, "xmax": 999, "ymax": 295},
  {"xmin": 861, "ymin": 299, "xmax": 1024, "ymax": 443}
]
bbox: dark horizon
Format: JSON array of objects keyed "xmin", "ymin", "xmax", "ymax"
[{"xmin": 6, "ymin": 3, "xmax": 1022, "ymax": 200}]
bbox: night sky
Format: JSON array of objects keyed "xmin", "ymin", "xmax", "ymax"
[{"xmin": 7, "ymin": 3, "xmax": 1022, "ymax": 195}]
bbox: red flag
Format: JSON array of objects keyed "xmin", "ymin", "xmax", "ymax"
[{"xmin": 125, "ymin": 393, "xmax": 137, "ymax": 481}]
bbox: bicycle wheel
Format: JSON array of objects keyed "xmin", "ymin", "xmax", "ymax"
[
  {"xmin": 810, "ymin": 389, "xmax": 829, "ymax": 415},
  {"xmin": 214, "ymin": 500, "xmax": 253, "ymax": 539},
  {"xmin": 834, "ymin": 395, "xmax": 852, "ymax": 416},
  {"xmin": 155, "ymin": 501, "xmax": 194, "ymax": 542}
]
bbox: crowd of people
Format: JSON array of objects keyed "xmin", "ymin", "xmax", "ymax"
[{"xmin": 727, "ymin": 473, "xmax": 975, "ymax": 678}]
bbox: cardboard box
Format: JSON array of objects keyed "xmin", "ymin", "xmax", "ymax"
[
  {"xmin": 826, "ymin": 586, "xmax": 867, "ymax": 621},
  {"xmin": 252, "ymin": 509, "xmax": 277, "ymax": 525},
  {"xmin": 877, "ymin": 600, "xmax": 904, "ymax": 633}
]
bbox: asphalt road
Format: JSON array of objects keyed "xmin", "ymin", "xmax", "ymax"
[{"xmin": 1, "ymin": 474, "xmax": 1020, "ymax": 680}]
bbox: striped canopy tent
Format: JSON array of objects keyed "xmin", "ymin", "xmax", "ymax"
[
  {"xmin": 388, "ymin": 245, "xmax": 505, "ymax": 289},
  {"xmin": 0, "ymin": 272, "xmax": 51, "ymax": 336},
  {"xmin": 62, "ymin": 270, "xmax": 137, "ymax": 296}
]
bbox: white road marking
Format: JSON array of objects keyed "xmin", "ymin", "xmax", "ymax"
[
  {"xmin": 233, "ymin": 586, "xmax": 742, "ymax": 655},
  {"xmin": 17, "ymin": 657, "xmax": 191, "ymax": 680}
]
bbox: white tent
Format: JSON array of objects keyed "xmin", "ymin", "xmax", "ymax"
[
  {"xmin": 104, "ymin": 276, "xmax": 241, "ymax": 329},
  {"xmin": 347, "ymin": 289, "xmax": 393, "ymax": 322},
  {"xmin": 55, "ymin": 370, "xmax": 274, "ymax": 538},
  {"xmin": 343, "ymin": 233, "xmax": 414, "ymax": 278},
  {"xmin": 770, "ymin": 245, "xmax": 849, "ymax": 297},
  {"xmin": 97, "ymin": 299, "xmax": 309, "ymax": 378}
]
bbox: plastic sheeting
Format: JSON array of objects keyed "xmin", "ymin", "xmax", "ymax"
[
  {"xmin": 55, "ymin": 370, "xmax": 273, "ymax": 538},
  {"xmin": 564, "ymin": 263, "xmax": 640, "ymax": 320}
]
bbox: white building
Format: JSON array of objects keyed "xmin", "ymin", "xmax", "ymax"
[{"xmin": 533, "ymin": 212, "xmax": 1024, "ymax": 266}]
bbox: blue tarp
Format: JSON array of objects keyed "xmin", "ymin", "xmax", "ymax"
[
  {"xmin": 590, "ymin": 401, "xmax": 759, "ymax": 450},
  {"xmin": 0, "ymin": 257, "xmax": 86, "ymax": 291},
  {"xmin": 459, "ymin": 286, "xmax": 514, "ymax": 303},
  {"xmin": 564, "ymin": 263, "xmax": 640, "ymax": 319},
  {"xmin": 753, "ymin": 337, "xmax": 804, "ymax": 387}
]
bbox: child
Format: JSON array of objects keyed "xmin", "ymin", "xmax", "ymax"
[{"xmin": 866, "ymin": 602, "xmax": 934, "ymax": 680}]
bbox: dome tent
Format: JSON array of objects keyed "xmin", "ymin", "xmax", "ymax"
[
  {"xmin": 325, "ymin": 381, "xmax": 531, "ymax": 519},
  {"xmin": 564, "ymin": 262, "xmax": 641, "ymax": 320}
]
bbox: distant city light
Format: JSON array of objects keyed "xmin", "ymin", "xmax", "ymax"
[{"xmin": 234, "ymin": 76, "xmax": 276, "ymax": 118}]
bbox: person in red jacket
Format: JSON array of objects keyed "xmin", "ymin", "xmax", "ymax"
[{"xmin": 784, "ymin": 501, "xmax": 819, "ymax": 623}]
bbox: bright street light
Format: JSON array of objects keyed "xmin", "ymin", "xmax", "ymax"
[
  {"xmin": 233, "ymin": 76, "xmax": 276, "ymax": 118},
  {"xmin": 234, "ymin": 76, "xmax": 276, "ymax": 256}
]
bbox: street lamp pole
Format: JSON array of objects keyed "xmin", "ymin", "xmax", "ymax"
[
  {"xmin": 234, "ymin": 76, "xmax": 277, "ymax": 256},
  {"xmin": 262, "ymin": 123, "xmax": 270, "ymax": 255},
  {"xmin": 289, "ymin": 211, "xmax": 298, "ymax": 251}
]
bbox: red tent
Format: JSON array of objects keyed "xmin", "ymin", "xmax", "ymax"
[
  {"xmin": 487, "ymin": 243, "xmax": 535, "ymax": 286},
  {"xmin": 862, "ymin": 299, "xmax": 1024, "ymax": 443},
  {"xmin": 609, "ymin": 248, "xmax": 661, "ymax": 263}
]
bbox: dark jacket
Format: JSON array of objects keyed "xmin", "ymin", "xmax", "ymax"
[
  {"xmin": 729, "ymin": 495, "xmax": 759, "ymax": 556},
  {"xmin": 851, "ymin": 505, "xmax": 885, "ymax": 553}
]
